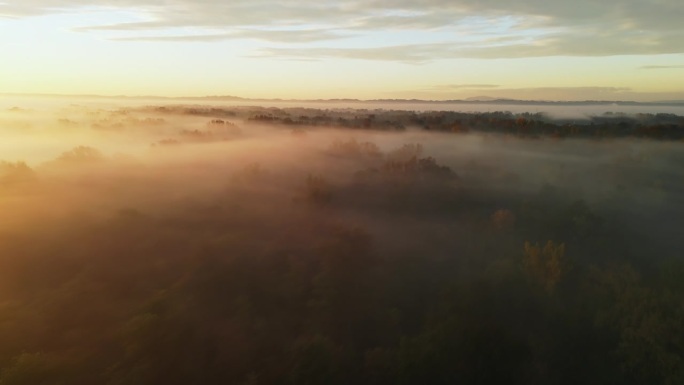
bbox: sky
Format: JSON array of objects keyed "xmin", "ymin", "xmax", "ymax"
[{"xmin": 1, "ymin": 0, "xmax": 684, "ymax": 101}]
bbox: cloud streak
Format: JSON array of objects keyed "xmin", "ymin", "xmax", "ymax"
[
  {"xmin": 252, "ymin": 31, "xmax": 684, "ymax": 63},
  {"xmin": 389, "ymin": 86, "xmax": 640, "ymax": 102},
  {"xmin": 425, "ymin": 84, "xmax": 501, "ymax": 91},
  {"xmin": 108, "ymin": 29, "xmax": 348, "ymax": 43},
  {"xmin": 639, "ymin": 65, "xmax": 684, "ymax": 70}
]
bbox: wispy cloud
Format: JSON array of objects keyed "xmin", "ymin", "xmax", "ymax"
[
  {"xmin": 639, "ymin": 65, "xmax": 684, "ymax": 70},
  {"xmin": 392, "ymin": 86, "xmax": 638, "ymax": 102},
  {"xmin": 424, "ymin": 84, "xmax": 501, "ymax": 91},
  {"xmin": 387, "ymin": 86, "xmax": 684, "ymax": 102},
  {"xmin": 3, "ymin": 0, "xmax": 684, "ymax": 59},
  {"xmin": 250, "ymin": 44, "xmax": 449, "ymax": 64},
  {"xmin": 109, "ymin": 29, "xmax": 348, "ymax": 43},
  {"xmin": 515, "ymin": 87, "xmax": 633, "ymax": 93},
  {"xmin": 252, "ymin": 32, "xmax": 684, "ymax": 63}
]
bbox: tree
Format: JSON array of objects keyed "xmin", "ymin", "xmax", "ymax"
[{"xmin": 522, "ymin": 241, "xmax": 569, "ymax": 294}]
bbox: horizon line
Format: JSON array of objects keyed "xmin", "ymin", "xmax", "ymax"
[{"xmin": 2, "ymin": 92, "xmax": 684, "ymax": 105}]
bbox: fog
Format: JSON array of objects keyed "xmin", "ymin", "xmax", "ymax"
[
  {"xmin": 1, "ymin": 98, "xmax": 682, "ymax": 263},
  {"xmin": 0, "ymin": 97, "xmax": 683, "ymax": 384},
  {"xmin": 4, "ymin": 94, "xmax": 684, "ymax": 121},
  {"xmin": 1, "ymin": 99, "xmax": 681, "ymax": 233}
]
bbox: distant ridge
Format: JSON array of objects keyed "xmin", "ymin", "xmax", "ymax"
[
  {"xmin": 2, "ymin": 92, "xmax": 684, "ymax": 106},
  {"xmin": 464, "ymin": 96, "xmax": 515, "ymax": 102}
]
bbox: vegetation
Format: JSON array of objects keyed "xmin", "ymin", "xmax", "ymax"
[
  {"xmin": 141, "ymin": 105, "xmax": 684, "ymax": 140},
  {"xmin": 0, "ymin": 104, "xmax": 682, "ymax": 384}
]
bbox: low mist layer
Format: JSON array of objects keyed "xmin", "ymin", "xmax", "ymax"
[{"xmin": 0, "ymin": 100, "xmax": 683, "ymax": 384}]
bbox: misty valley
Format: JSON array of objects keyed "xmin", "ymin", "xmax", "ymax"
[{"xmin": 0, "ymin": 101, "xmax": 683, "ymax": 385}]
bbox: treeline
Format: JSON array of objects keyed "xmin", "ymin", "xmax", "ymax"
[
  {"xmin": 142, "ymin": 105, "xmax": 684, "ymax": 140},
  {"xmin": 0, "ymin": 135, "xmax": 682, "ymax": 384}
]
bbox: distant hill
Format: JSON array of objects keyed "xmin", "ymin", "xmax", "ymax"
[
  {"xmin": 3, "ymin": 92, "xmax": 684, "ymax": 106},
  {"xmin": 464, "ymin": 96, "xmax": 514, "ymax": 102}
]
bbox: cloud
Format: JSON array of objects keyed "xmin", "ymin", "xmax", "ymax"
[
  {"xmin": 486, "ymin": 86, "xmax": 635, "ymax": 98},
  {"xmin": 3, "ymin": 0, "xmax": 684, "ymax": 59},
  {"xmin": 108, "ymin": 29, "xmax": 348, "ymax": 43},
  {"xmin": 639, "ymin": 65, "xmax": 684, "ymax": 70},
  {"xmin": 252, "ymin": 31, "xmax": 684, "ymax": 62},
  {"xmin": 425, "ymin": 84, "xmax": 501, "ymax": 91},
  {"xmin": 388, "ymin": 86, "xmax": 641, "ymax": 102},
  {"xmin": 512, "ymin": 86, "xmax": 633, "ymax": 93},
  {"xmin": 250, "ymin": 44, "xmax": 452, "ymax": 64}
]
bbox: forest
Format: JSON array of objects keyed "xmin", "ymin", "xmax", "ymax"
[{"xmin": 0, "ymin": 102, "xmax": 683, "ymax": 384}]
